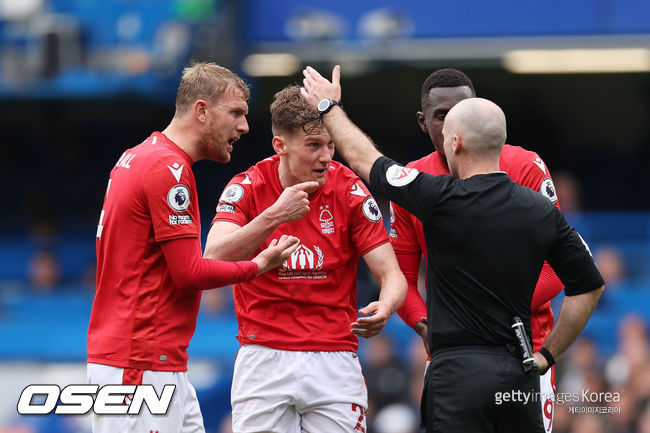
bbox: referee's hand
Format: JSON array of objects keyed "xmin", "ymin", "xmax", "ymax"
[
  {"xmin": 300, "ymin": 65, "xmax": 342, "ymax": 111},
  {"xmin": 349, "ymin": 301, "xmax": 391, "ymax": 338},
  {"xmin": 533, "ymin": 351, "xmax": 550, "ymax": 374}
]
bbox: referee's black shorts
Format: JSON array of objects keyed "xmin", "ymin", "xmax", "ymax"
[{"xmin": 421, "ymin": 346, "xmax": 544, "ymax": 433}]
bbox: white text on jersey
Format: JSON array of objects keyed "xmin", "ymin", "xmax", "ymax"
[{"xmin": 116, "ymin": 152, "xmax": 136, "ymax": 169}]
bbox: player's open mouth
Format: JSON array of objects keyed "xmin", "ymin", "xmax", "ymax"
[
  {"xmin": 313, "ymin": 168, "xmax": 327, "ymax": 175},
  {"xmin": 227, "ymin": 137, "xmax": 239, "ymax": 151}
]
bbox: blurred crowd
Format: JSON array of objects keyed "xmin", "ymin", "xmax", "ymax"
[{"xmin": 551, "ymin": 314, "xmax": 650, "ymax": 433}]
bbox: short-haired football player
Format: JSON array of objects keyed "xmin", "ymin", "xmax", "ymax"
[
  {"xmin": 88, "ymin": 62, "xmax": 302, "ymax": 433},
  {"xmin": 204, "ymin": 85, "xmax": 407, "ymax": 433}
]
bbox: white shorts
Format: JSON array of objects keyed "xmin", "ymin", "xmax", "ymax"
[
  {"xmin": 539, "ymin": 367, "xmax": 555, "ymax": 432},
  {"xmin": 87, "ymin": 363, "xmax": 205, "ymax": 433},
  {"xmin": 231, "ymin": 345, "xmax": 368, "ymax": 433}
]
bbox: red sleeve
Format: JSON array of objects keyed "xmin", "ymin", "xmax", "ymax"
[
  {"xmin": 348, "ymin": 179, "xmax": 390, "ymax": 256},
  {"xmin": 144, "ymin": 157, "xmax": 201, "ymax": 242},
  {"xmin": 389, "ymin": 200, "xmax": 428, "ymax": 329},
  {"xmin": 211, "ymin": 173, "xmax": 253, "ymax": 227},
  {"xmin": 389, "ymin": 201, "xmax": 422, "ymax": 254},
  {"xmin": 160, "ymin": 237, "xmax": 258, "ymax": 290},
  {"xmin": 395, "ymin": 251, "xmax": 427, "ymax": 329},
  {"xmin": 531, "ymin": 261, "xmax": 565, "ymax": 311},
  {"xmin": 516, "ymin": 150, "xmax": 561, "ymax": 211}
]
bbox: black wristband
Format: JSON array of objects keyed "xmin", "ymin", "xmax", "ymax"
[{"xmin": 539, "ymin": 347, "xmax": 556, "ymax": 367}]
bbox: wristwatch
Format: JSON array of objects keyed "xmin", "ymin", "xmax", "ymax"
[{"xmin": 317, "ymin": 98, "xmax": 342, "ymax": 115}]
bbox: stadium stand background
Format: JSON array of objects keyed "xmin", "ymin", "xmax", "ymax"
[{"xmin": 0, "ymin": 1, "xmax": 649, "ymax": 432}]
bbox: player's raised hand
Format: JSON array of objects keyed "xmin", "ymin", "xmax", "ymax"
[
  {"xmin": 300, "ymin": 65, "xmax": 342, "ymax": 110},
  {"xmin": 252, "ymin": 235, "xmax": 300, "ymax": 275},
  {"xmin": 266, "ymin": 181, "xmax": 319, "ymax": 223},
  {"xmin": 349, "ymin": 300, "xmax": 392, "ymax": 339}
]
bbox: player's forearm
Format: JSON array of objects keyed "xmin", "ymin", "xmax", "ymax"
[
  {"xmin": 377, "ymin": 270, "xmax": 407, "ymax": 314},
  {"xmin": 363, "ymin": 243, "xmax": 408, "ymax": 314},
  {"xmin": 321, "ymin": 107, "xmax": 383, "ymax": 182},
  {"xmin": 205, "ymin": 214, "xmax": 282, "ymax": 261},
  {"xmin": 204, "ymin": 229, "xmax": 267, "ymax": 261},
  {"xmin": 539, "ymin": 285, "xmax": 604, "ymax": 360},
  {"xmin": 162, "ymin": 237, "xmax": 258, "ymax": 290}
]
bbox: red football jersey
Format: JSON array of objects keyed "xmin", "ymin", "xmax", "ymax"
[
  {"xmin": 212, "ymin": 155, "xmax": 389, "ymax": 352},
  {"xmin": 391, "ymin": 145, "xmax": 563, "ymax": 350},
  {"xmin": 88, "ymin": 132, "xmax": 203, "ymax": 371}
]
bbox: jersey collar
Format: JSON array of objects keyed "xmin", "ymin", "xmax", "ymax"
[{"xmin": 152, "ymin": 132, "xmax": 194, "ymax": 166}]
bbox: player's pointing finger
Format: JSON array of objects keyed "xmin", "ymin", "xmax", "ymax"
[{"xmin": 294, "ymin": 181, "xmax": 319, "ymax": 193}]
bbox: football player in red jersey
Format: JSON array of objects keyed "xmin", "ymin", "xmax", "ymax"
[
  {"xmin": 204, "ymin": 85, "xmax": 407, "ymax": 433},
  {"xmin": 88, "ymin": 63, "xmax": 303, "ymax": 433},
  {"xmin": 389, "ymin": 68, "xmax": 563, "ymax": 431}
]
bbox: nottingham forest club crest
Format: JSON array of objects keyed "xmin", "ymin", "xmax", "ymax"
[{"xmin": 319, "ymin": 205, "xmax": 334, "ymax": 234}]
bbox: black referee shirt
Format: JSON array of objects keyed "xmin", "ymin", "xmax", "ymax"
[{"xmin": 370, "ymin": 156, "xmax": 604, "ymax": 352}]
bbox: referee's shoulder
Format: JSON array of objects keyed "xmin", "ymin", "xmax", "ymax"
[{"xmin": 510, "ymin": 180, "xmax": 558, "ymax": 212}]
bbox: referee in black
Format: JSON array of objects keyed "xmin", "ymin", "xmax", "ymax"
[{"xmin": 300, "ymin": 66, "xmax": 605, "ymax": 433}]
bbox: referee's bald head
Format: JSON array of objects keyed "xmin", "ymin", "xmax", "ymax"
[{"xmin": 445, "ymin": 97, "xmax": 507, "ymax": 158}]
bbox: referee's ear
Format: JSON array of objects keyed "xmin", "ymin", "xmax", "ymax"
[{"xmin": 451, "ymin": 134, "xmax": 462, "ymax": 155}]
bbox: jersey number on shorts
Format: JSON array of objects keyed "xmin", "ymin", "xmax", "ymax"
[{"xmin": 352, "ymin": 404, "xmax": 366, "ymax": 432}]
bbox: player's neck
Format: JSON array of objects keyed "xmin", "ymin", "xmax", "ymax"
[{"xmin": 162, "ymin": 120, "xmax": 200, "ymax": 163}]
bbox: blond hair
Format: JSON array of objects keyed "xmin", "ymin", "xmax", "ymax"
[{"xmin": 174, "ymin": 62, "xmax": 249, "ymax": 117}]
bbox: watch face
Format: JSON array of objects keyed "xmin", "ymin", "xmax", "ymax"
[{"xmin": 318, "ymin": 99, "xmax": 330, "ymax": 112}]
